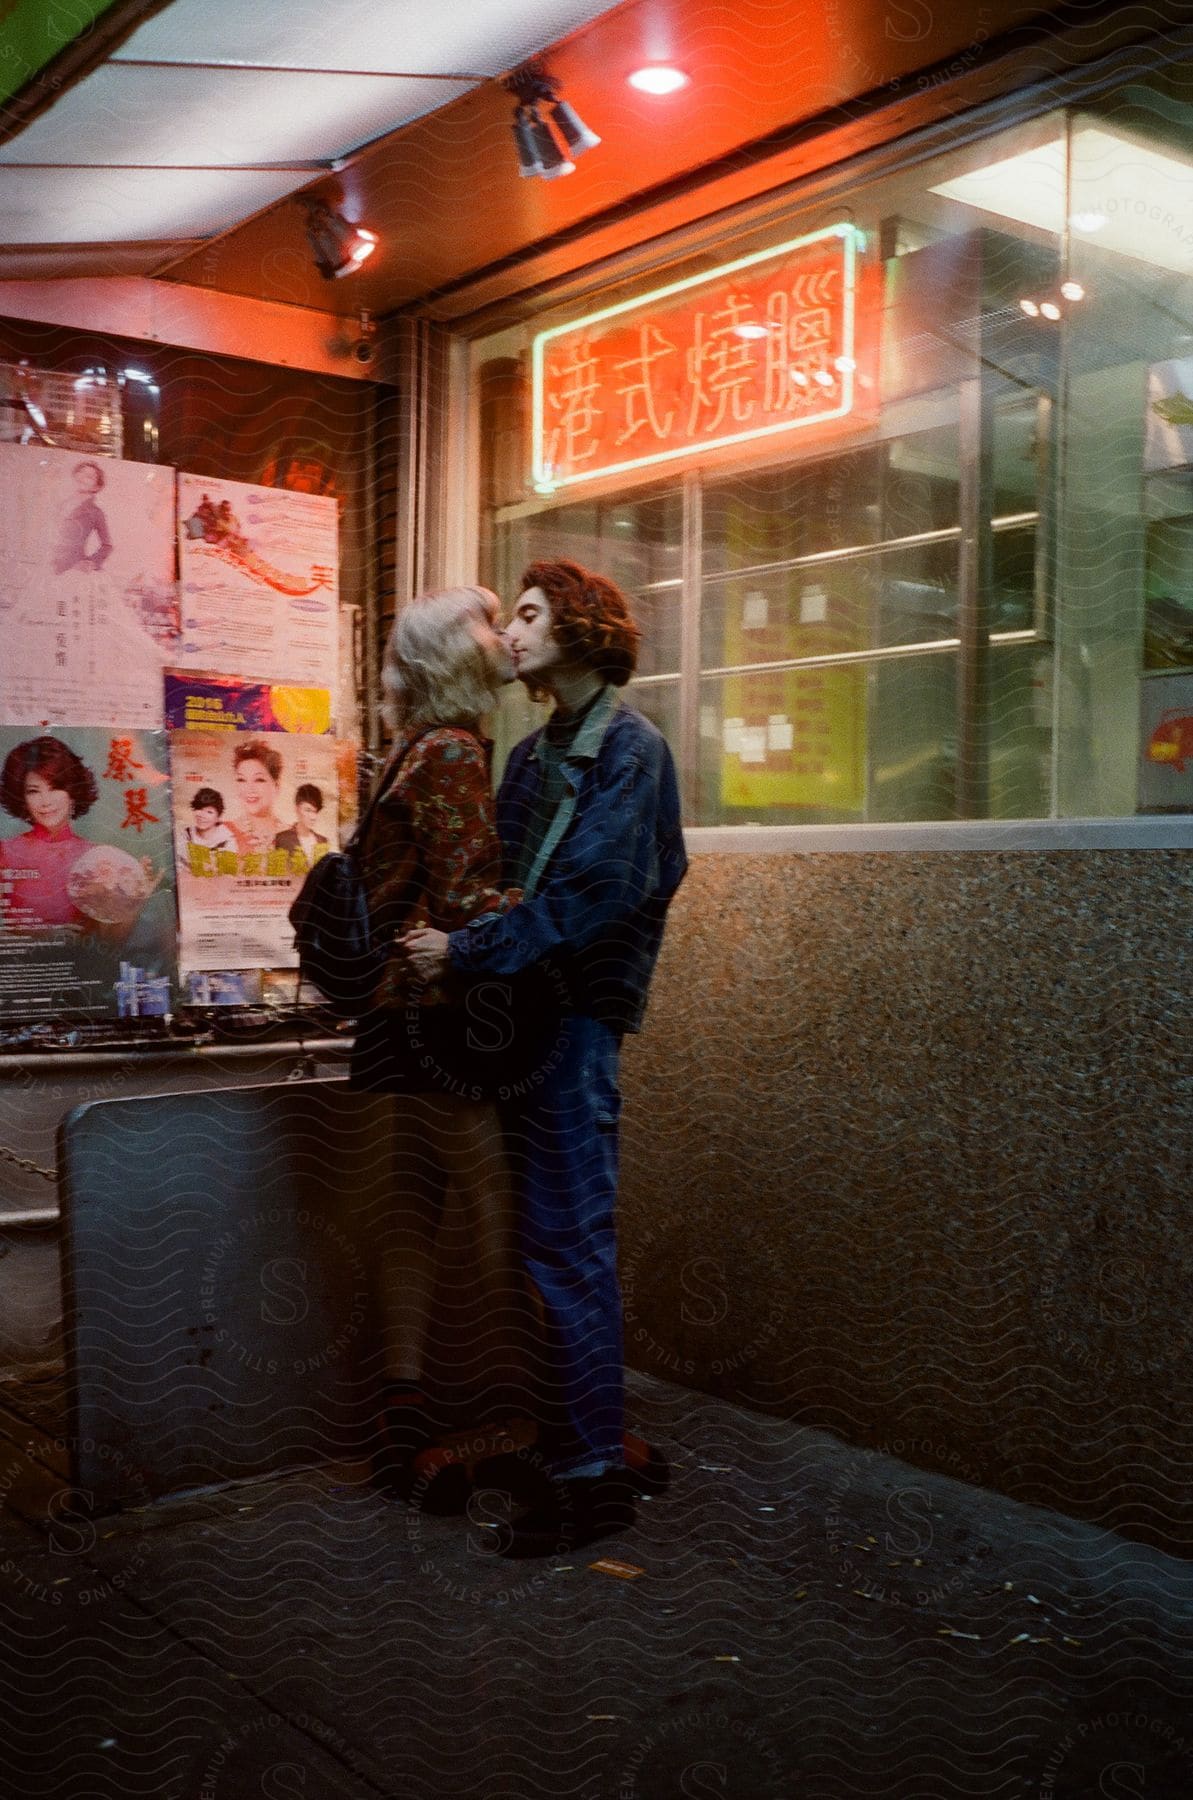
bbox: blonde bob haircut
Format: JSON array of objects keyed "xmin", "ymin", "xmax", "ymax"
[{"xmin": 381, "ymin": 585, "xmax": 504, "ymax": 732}]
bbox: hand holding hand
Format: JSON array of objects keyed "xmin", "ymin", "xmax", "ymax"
[{"xmin": 396, "ymin": 927, "xmax": 450, "ymax": 986}]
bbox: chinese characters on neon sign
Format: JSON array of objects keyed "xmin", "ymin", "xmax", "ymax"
[{"xmin": 532, "ymin": 223, "xmax": 863, "ymax": 493}]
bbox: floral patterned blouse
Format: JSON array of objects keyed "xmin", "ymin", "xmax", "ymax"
[{"xmin": 359, "ymin": 724, "xmax": 517, "ymax": 1009}]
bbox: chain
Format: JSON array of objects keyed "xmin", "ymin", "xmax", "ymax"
[{"xmin": 0, "ymin": 1141, "xmax": 57, "ymax": 1184}]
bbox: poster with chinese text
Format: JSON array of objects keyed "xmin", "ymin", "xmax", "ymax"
[
  {"xmin": 0, "ymin": 446, "xmax": 177, "ymax": 728},
  {"xmin": 174, "ymin": 474, "xmax": 339, "ymax": 692},
  {"xmin": 170, "ymin": 729, "xmax": 344, "ymax": 973},
  {"xmin": 716, "ymin": 571, "xmax": 866, "ymax": 813},
  {"xmin": 0, "ymin": 726, "xmax": 176, "ymax": 1021},
  {"xmin": 164, "ymin": 672, "xmax": 332, "ymax": 736}
]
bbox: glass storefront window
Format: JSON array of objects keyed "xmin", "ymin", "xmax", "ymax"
[{"xmin": 471, "ymin": 82, "xmax": 1193, "ymax": 825}]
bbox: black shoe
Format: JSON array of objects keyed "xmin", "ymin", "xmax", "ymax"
[
  {"xmin": 477, "ymin": 1432, "xmax": 668, "ymax": 1505},
  {"xmin": 495, "ymin": 1469, "xmax": 637, "ymax": 1560},
  {"xmin": 383, "ymin": 1415, "xmax": 539, "ymax": 1516},
  {"xmin": 622, "ymin": 1432, "xmax": 670, "ymax": 1497}
]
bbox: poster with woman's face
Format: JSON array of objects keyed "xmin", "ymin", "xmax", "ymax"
[
  {"xmin": 0, "ymin": 445, "xmax": 177, "ymax": 729},
  {"xmin": 0, "ymin": 726, "xmax": 177, "ymax": 1021},
  {"xmin": 169, "ymin": 729, "xmax": 343, "ymax": 973}
]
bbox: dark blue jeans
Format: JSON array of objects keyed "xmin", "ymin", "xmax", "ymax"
[{"xmin": 501, "ymin": 1013, "xmax": 624, "ymax": 1477}]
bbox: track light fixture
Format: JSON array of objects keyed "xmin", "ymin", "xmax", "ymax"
[
  {"xmin": 504, "ymin": 61, "xmax": 599, "ymax": 180},
  {"xmin": 299, "ymin": 197, "xmax": 378, "ymax": 280}
]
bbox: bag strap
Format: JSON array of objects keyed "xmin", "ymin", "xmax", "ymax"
[{"xmin": 348, "ymin": 724, "xmax": 438, "ymax": 853}]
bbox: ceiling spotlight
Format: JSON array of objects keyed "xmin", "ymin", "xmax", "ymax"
[
  {"xmin": 1019, "ymin": 298, "xmax": 1040, "ymax": 317},
  {"xmin": 505, "ymin": 62, "xmax": 598, "ymax": 180},
  {"xmin": 549, "ymin": 97, "xmax": 601, "ymax": 156},
  {"xmin": 300, "ymin": 197, "xmax": 377, "ymax": 280},
  {"xmin": 529, "ymin": 104, "xmax": 576, "ymax": 178},
  {"xmin": 628, "ymin": 65, "xmax": 689, "ymax": 95},
  {"xmin": 1060, "ymin": 279, "xmax": 1086, "ymax": 301},
  {"xmin": 1070, "ymin": 210, "xmax": 1108, "ymax": 232},
  {"xmin": 511, "ymin": 105, "xmax": 546, "ymax": 178},
  {"xmin": 1040, "ymin": 300, "xmax": 1061, "ymax": 320}
]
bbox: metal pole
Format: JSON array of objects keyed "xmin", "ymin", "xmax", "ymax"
[
  {"xmin": 956, "ymin": 375, "xmax": 994, "ymax": 818},
  {"xmin": 680, "ymin": 470, "xmax": 703, "ymax": 823}
]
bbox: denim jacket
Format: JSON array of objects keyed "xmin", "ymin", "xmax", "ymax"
[{"xmin": 446, "ymin": 687, "xmax": 687, "ymax": 1031}]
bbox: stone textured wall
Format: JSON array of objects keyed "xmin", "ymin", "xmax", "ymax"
[{"xmin": 619, "ymin": 851, "xmax": 1192, "ymax": 1553}]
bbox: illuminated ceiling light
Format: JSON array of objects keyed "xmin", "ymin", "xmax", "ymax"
[
  {"xmin": 505, "ymin": 62, "xmax": 596, "ymax": 181},
  {"xmin": 1040, "ymin": 300, "xmax": 1061, "ymax": 320},
  {"xmin": 733, "ymin": 322, "xmax": 770, "ymax": 339},
  {"xmin": 299, "ymin": 198, "xmax": 377, "ymax": 280},
  {"xmin": 813, "ymin": 368, "xmax": 835, "ymax": 387},
  {"xmin": 1019, "ymin": 298, "xmax": 1040, "ymax": 317},
  {"xmin": 790, "ymin": 368, "xmax": 809, "ymax": 385},
  {"xmin": 1070, "ymin": 210, "xmax": 1108, "ymax": 232},
  {"xmin": 834, "ymin": 354, "xmax": 857, "ymax": 371},
  {"xmin": 1060, "ymin": 279, "xmax": 1086, "ymax": 301},
  {"xmin": 627, "ymin": 65, "xmax": 690, "ymax": 95}
]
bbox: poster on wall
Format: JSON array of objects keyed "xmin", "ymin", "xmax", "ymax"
[
  {"xmin": 0, "ymin": 445, "xmax": 177, "ymax": 728},
  {"xmin": 0, "ymin": 726, "xmax": 177, "ymax": 1021},
  {"xmin": 1139, "ymin": 673, "xmax": 1193, "ymax": 813},
  {"xmin": 170, "ymin": 729, "xmax": 343, "ymax": 973},
  {"xmin": 718, "ymin": 577, "xmax": 866, "ymax": 811},
  {"xmin": 164, "ymin": 672, "xmax": 332, "ymax": 736},
  {"xmin": 174, "ymin": 473, "xmax": 339, "ymax": 692}
]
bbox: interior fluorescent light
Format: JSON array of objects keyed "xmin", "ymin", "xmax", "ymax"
[
  {"xmin": 627, "ymin": 66, "xmax": 689, "ymax": 95},
  {"xmin": 931, "ymin": 125, "xmax": 1193, "ymax": 276}
]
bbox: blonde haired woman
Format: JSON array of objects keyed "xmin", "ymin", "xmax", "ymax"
[{"xmin": 350, "ymin": 584, "xmax": 527, "ymax": 1506}]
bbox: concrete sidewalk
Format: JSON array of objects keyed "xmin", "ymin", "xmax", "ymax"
[{"xmin": 1, "ymin": 1369, "xmax": 1192, "ymax": 1799}]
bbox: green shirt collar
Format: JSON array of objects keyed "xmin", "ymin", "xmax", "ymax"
[{"xmin": 529, "ymin": 684, "xmax": 618, "ymax": 765}]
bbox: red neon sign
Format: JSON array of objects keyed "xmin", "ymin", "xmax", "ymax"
[{"xmin": 531, "ymin": 223, "xmax": 865, "ymax": 493}]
